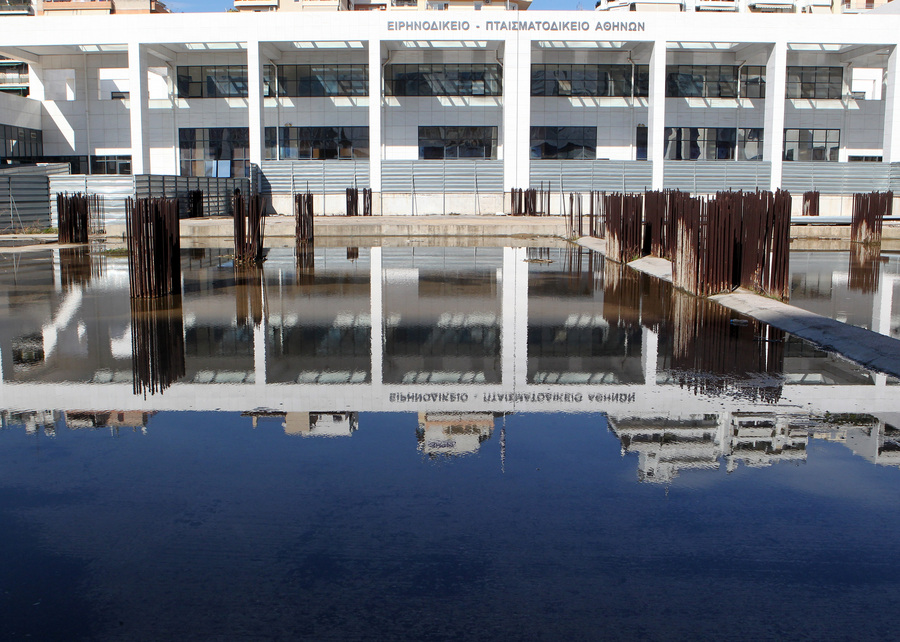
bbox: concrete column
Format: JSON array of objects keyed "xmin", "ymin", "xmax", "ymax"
[
  {"xmin": 502, "ymin": 37, "xmax": 531, "ymax": 193},
  {"xmin": 368, "ymin": 41, "xmax": 383, "ymax": 193},
  {"xmin": 127, "ymin": 42, "xmax": 151, "ymax": 175},
  {"xmin": 882, "ymin": 46, "xmax": 900, "ymax": 162},
  {"xmin": 763, "ymin": 41, "xmax": 787, "ymax": 190},
  {"xmin": 247, "ymin": 40, "xmax": 265, "ymax": 170},
  {"xmin": 370, "ymin": 246, "xmax": 384, "ymax": 387},
  {"xmin": 501, "ymin": 246, "xmax": 529, "ymax": 388},
  {"xmin": 647, "ymin": 38, "xmax": 667, "ymax": 190}
]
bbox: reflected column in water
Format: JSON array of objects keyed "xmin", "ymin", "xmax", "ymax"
[
  {"xmin": 130, "ymin": 295, "xmax": 186, "ymax": 397},
  {"xmin": 669, "ymin": 290, "xmax": 784, "ymax": 401},
  {"xmin": 848, "ymin": 243, "xmax": 881, "ymax": 294}
]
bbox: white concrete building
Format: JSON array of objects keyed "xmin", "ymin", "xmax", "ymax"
[{"xmin": 1, "ymin": 11, "xmax": 900, "ymax": 214}]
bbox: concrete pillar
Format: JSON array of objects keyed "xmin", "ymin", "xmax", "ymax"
[
  {"xmin": 502, "ymin": 38, "xmax": 531, "ymax": 193},
  {"xmin": 763, "ymin": 41, "xmax": 787, "ymax": 190},
  {"xmin": 370, "ymin": 246, "xmax": 383, "ymax": 387},
  {"xmin": 648, "ymin": 38, "xmax": 667, "ymax": 190},
  {"xmin": 127, "ymin": 42, "xmax": 151, "ymax": 175},
  {"xmin": 883, "ymin": 46, "xmax": 900, "ymax": 162},
  {"xmin": 247, "ymin": 40, "xmax": 266, "ymax": 170},
  {"xmin": 368, "ymin": 41, "xmax": 383, "ymax": 193}
]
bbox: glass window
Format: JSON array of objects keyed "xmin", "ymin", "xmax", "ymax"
[
  {"xmin": 782, "ymin": 128, "xmax": 840, "ymax": 161},
  {"xmin": 663, "ymin": 127, "xmax": 738, "ymax": 161},
  {"xmin": 785, "ymin": 67, "xmax": 843, "ymax": 100},
  {"xmin": 90, "ymin": 155, "xmax": 132, "ymax": 175},
  {"xmin": 179, "ymin": 127, "xmax": 251, "ymax": 177},
  {"xmin": 531, "ymin": 64, "xmax": 647, "ymax": 98},
  {"xmin": 176, "ymin": 65, "xmax": 276, "ymax": 99},
  {"xmin": 269, "ymin": 126, "xmax": 369, "ymax": 161},
  {"xmin": 386, "ymin": 64, "xmax": 502, "ymax": 97},
  {"xmin": 530, "ymin": 126, "xmax": 596, "ymax": 160},
  {"xmin": 417, "ymin": 126, "xmax": 498, "ymax": 160}
]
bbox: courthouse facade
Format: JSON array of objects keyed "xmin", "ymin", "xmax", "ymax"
[{"xmin": 1, "ymin": 9, "xmax": 899, "ymax": 213}]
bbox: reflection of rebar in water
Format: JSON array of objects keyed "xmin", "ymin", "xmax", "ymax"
[
  {"xmin": 347, "ymin": 247, "xmax": 359, "ymax": 261},
  {"xmin": 130, "ymin": 295, "xmax": 185, "ymax": 398},
  {"xmin": 235, "ymin": 267, "xmax": 266, "ymax": 329},
  {"xmin": 669, "ymin": 290, "xmax": 784, "ymax": 402},
  {"xmin": 296, "ymin": 243, "xmax": 315, "ymax": 286},
  {"xmin": 848, "ymin": 242, "xmax": 881, "ymax": 294},
  {"xmin": 59, "ymin": 246, "xmax": 95, "ymax": 289},
  {"xmin": 602, "ymin": 260, "xmax": 642, "ymax": 328}
]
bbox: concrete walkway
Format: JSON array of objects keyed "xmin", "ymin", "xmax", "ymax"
[{"xmin": 577, "ymin": 235, "xmax": 900, "ymax": 381}]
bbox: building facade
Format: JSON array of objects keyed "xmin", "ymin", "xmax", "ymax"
[{"xmin": 1, "ymin": 11, "xmax": 899, "ymax": 214}]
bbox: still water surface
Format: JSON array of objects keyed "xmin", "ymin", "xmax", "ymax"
[{"xmin": 1, "ymin": 243, "xmax": 899, "ymax": 640}]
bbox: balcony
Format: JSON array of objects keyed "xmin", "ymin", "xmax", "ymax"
[
  {"xmin": 0, "ymin": 2, "xmax": 33, "ymax": 14},
  {"xmin": 0, "ymin": 72, "xmax": 29, "ymax": 85},
  {"xmin": 695, "ymin": 0, "xmax": 738, "ymax": 10},
  {"xmin": 40, "ymin": 0, "xmax": 113, "ymax": 12},
  {"xmin": 233, "ymin": 0, "xmax": 278, "ymax": 9}
]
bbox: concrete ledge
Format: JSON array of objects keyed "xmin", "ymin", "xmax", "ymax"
[{"xmin": 179, "ymin": 215, "xmax": 569, "ymax": 238}]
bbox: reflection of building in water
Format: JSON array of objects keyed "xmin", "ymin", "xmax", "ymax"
[
  {"xmin": 528, "ymin": 249, "xmax": 644, "ymax": 386},
  {"xmin": 1, "ymin": 409, "xmax": 58, "ymax": 435},
  {"xmin": 609, "ymin": 416, "xmax": 723, "ymax": 483},
  {"xmin": 416, "ymin": 412, "xmax": 495, "ymax": 458},
  {"xmin": 284, "ymin": 412, "xmax": 359, "ymax": 437},
  {"xmin": 610, "ymin": 413, "xmax": 810, "ymax": 483},
  {"xmin": 64, "ymin": 410, "xmax": 153, "ymax": 433},
  {"xmin": 814, "ymin": 414, "xmax": 900, "ymax": 469},
  {"xmin": 383, "ymin": 247, "xmax": 502, "ymax": 386},
  {"xmin": 725, "ymin": 413, "xmax": 808, "ymax": 472}
]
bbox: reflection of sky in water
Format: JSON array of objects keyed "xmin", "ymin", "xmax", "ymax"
[
  {"xmin": 3, "ymin": 244, "xmax": 900, "ymax": 637},
  {"xmin": 3, "ymin": 410, "xmax": 900, "ymax": 639}
]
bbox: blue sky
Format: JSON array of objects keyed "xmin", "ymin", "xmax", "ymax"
[{"xmin": 165, "ymin": 0, "xmax": 587, "ymax": 12}]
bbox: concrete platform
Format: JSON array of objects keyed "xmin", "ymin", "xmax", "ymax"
[
  {"xmin": 178, "ymin": 215, "xmax": 569, "ymax": 239},
  {"xmin": 578, "ymin": 235, "xmax": 900, "ymax": 381}
]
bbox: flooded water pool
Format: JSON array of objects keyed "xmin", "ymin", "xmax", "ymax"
[{"xmin": 1, "ymin": 242, "xmax": 900, "ymax": 640}]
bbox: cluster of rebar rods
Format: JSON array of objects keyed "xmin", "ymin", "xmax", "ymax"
[
  {"xmin": 125, "ymin": 197, "xmax": 181, "ymax": 299},
  {"xmin": 670, "ymin": 290, "xmax": 784, "ymax": 402},
  {"xmin": 130, "ymin": 295, "xmax": 185, "ymax": 397},
  {"xmin": 851, "ymin": 191, "xmax": 892, "ymax": 244},
  {"xmin": 848, "ymin": 242, "xmax": 881, "ymax": 293},
  {"xmin": 346, "ymin": 187, "xmax": 373, "ymax": 217},
  {"xmin": 642, "ymin": 190, "xmax": 681, "ymax": 260},
  {"xmin": 188, "ymin": 190, "xmax": 204, "ymax": 218},
  {"xmin": 604, "ymin": 192, "xmax": 644, "ymax": 264},
  {"xmin": 587, "ymin": 191, "xmax": 605, "ymax": 238},
  {"xmin": 566, "ymin": 193, "xmax": 584, "ymax": 237},
  {"xmin": 57, "ymin": 193, "xmax": 90, "ymax": 244},
  {"xmin": 511, "ymin": 185, "xmax": 550, "ymax": 216},
  {"xmin": 233, "ymin": 193, "xmax": 267, "ymax": 266},
  {"xmin": 295, "ymin": 192, "xmax": 314, "ymax": 245},
  {"xmin": 802, "ymin": 190, "xmax": 820, "ymax": 217}
]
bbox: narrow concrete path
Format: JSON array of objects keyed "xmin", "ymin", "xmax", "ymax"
[{"xmin": 576, "ymin": 236, "xmax": 900, "ymax": 380}]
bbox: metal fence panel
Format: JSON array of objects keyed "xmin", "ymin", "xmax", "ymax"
[
  {"xmin": 663, "ymin": 162, "xmax": 772, "ymax": 193},
  {"xmin": 381, "ymin": 160, "xmax": 502, "ymax": 193},
  {"xmin": 0, "ymin": 163, "xmax": 72, "ymax": 177},
  {"xmin": 0, "ymin": 175, "xmax": 50, "ymax": 230},
  {"xmin": 259, "ymin": 160, "xmax": 370, "ymax": 195},
  {"xmin": 782, "ymin": 162, "xmax": 891, "ymax": 194},
  {"xmin": 530, "ymin": 161, "xmax": 653, "ymax": 193}
]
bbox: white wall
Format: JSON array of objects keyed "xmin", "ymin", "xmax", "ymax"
[{"xmin": 0, "ymin": 91, "xmax": 42, "ymax": 130}]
